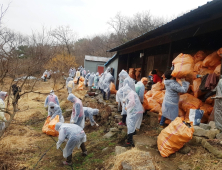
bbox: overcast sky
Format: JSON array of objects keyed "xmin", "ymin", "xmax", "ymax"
[{"xmin": 1, "ymin": 0, "xmax": 211, "ymax": 38}]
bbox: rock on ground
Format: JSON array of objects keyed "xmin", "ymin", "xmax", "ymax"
[
  {"xmin": 133, "ymin": 135, "xmax": 157, "ymax": 148},
  {"xmin": 115, "ymin": 146, "xmax": 127, "ymax": 155},
  {"xmin": 216, "ymin": 133, "xmax": 222, "ymax": 140},
  {"xmin": 103, "ymin": 131, "xmax": 116, "ymax": 139},
  {"xmin": 209, "ymin": 121, "xmax": 216, "ymax": 129},
  {"xmin": 199, "ymin": 123, "xmax": 211, "ymax": 130},
  {"xmin": 193, "ymin": 126, "xmax": 220, "ymax": 139},
  {"xmin": 179, "ymin": 145, "xmax": 191, "ymax": 154}
]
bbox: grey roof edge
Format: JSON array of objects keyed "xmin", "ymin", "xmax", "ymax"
[
  {"xmin": 108, "ymin": 0, "xmax": 220, "ymax": 52},
  {"xmin": 104, "ymin": 53, "xmax": 117, "ymax": 66},
  {"xmin": 85, "ymin": 55, "xmax": 111, "ymax": 62}
]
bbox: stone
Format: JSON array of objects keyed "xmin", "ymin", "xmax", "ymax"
[
  {"xmin": 108, "ymin": 105, "xmax": 117, "ymax": 110},
  {"xmin": 115, "ymin": 115, "xmax": 122, "ymax": 119},
  {"xmin": 121, "ymin": 161, "xmax": 132, "ymax": 170},
  {"xmin": 111, "ymin": 112, "xmax": 116, "ymax": 117},
  {"xmin": 133, "ymin": 135, "xmax": 157, "ymax": 148},
  {"xmin": 206, "ymin": 129, "xmax": 220, "ymax": 139},
  {"xmin": 216, "ymin": 133, "xmax": 222, "ymax": 140},
  {"xmin": 193, "ymin": 126, "xmax": 207, "ymax": 137},
  {"xmin": 102, "ymin": 147, "xmax": 109, "ymax": 152},
  {"xmin": 209, "ymin": 121, "xmax": 216, "ymax": 129},
  {"xmin": 179, "ymin": 145, "xmax": 191, "ymax": 154},
  {"xmin": 121, "ymin": 152, "xmax": 155, "ymax": 170},
  {"xmin": 110, "ymin": 127, "xmax": 120, "ymax": 132},
  {"xmin": 199, "ymin": 123, "xmax": 211, "ymax": 130},
  {"xmin": 103, "ymin": 131, "xmax": 116, "ymax": 139},
  {"xmin": 115, "ymin": 146, "xmax": 127, "ymax": 155}
]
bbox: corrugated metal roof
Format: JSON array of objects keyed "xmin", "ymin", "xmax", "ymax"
[
  {"xmin": 85, "ymin": 55, "xmax": 111, "ymax": 62},
  {"xmin": 108, "ymin": 0, "xmax": 220, "ymax": 52},
  {"xmin": 104, "ymin": 53, "xmax": 117, "ymax": 66}
]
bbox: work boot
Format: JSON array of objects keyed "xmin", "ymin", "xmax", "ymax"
[
  {"xmin": 82, "ymin": 150, "xmax": 88, "ymax": 156},
  {"xmin": 63, "ymin": 161, "xmax": 72, "ymax": 165},
  {"xmin": 132, "ymin": 130, "xmax": 137, "ymax": 135},
  {"xmin": 118, "ymin": 122, "xmax": 126, "ymax": 126},
  {"xmin": 123, "ymin": 133, "xmax": 135, "ymax": 147}
]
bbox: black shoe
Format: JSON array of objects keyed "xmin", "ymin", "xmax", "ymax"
[
  {"xmin": 132, "ymin": 130, "xmax": 137, "ymax": 135},
  {"xmin": 122, "ymin": 142, "xmax": 135, "ymax": 147}
]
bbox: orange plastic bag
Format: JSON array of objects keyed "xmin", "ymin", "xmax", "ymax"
[
  {"xmin": 191, "ymin": 78, "xmax": 202, "ymax": 98},
  {"xmin": 214, "ymin": 64, "xmax": 221, "ymax": 76},
  {"xmin": 205, "ymin": 95, "xmax": 215, "ymax": 105},
  {"xmin": 74, "ymin": 78, "xmax": 78, "ymax": 84},
  {"xmin": 145, "ymin": 90, "xmax": 153, "ymax": 97},
  {"xmin": 42, "ymin": 117, "xmax": 50, "ymax": 133},
  {"xmin": 179, "ymin": 94, "xmax": 202, "ymax": 113},
  {"xmin": 110, "ymin": 82, "xmax": 117, "ymax": 94},
  {"xmin": 192, "ymin": 72, "xmax": 198, "ymax": 80},
  {"xmin": 198, "ymin": 68, "xmax": 214, "ymax": 75},
  {"xmin": 147, "ymin": 98, "xmax": 161, "ymax": 113},
  {"xmin": 158, "ymin": 117, "xmax": 194, "ymax": 157},
  {"xmin": 200, "ymin": 103, "xmax": 213, "ymax": 123},
  {"xmin": 217, "ymin": 48, "xmax": 222, "ymax": 57},
  {"xmin": 179, "ymin": 108, "xmax": 185, "ymax": 119},
  {"xmin": 79, "ymin": 76, "xmax": 85, "ymax": 82},
  {"xmin": 194, "ymin": 61, "xmax": 203, "ymax": 72},
  {"xmin": 77, "ymin": 81, "xmax": 84, "ymax": 90},
  {"xmin": 135, "ymin": 68, "xmax": 141, "ymax": 81},
  {"xmin": 129, "ymin": 68, "xmax": 136, "ymax": 80},
  {"xmin": 143, "ymin": 97, "xmax": 149, "ymax": 110},
  {"xmin": 151, "ymin": 82, "xmax": 165, "ymax": 91},
  {"xmin": 202, "ymin": 52, "xmax": 221, "ymax": 68},
  {"xmin": 152, "ymin": 91, "xmax": 165, "ymax": 104},
  {"xmin": 194, "ymin": 51, "xmax": 207, "ymax": 63},
  {"xmin": 171, "ymin": 53, "xmax": 194, "ymax": 78},
  {"xmin": 46, "ymin": 115, "xmax": 59, "ymax": 136}
]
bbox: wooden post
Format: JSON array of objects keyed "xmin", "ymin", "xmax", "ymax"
[{"xmin": 141, "ymin": 50, "xmax": 145, "ymax": 78}]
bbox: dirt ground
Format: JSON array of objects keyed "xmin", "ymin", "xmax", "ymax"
[{"xmin": 1, "ymin": 77, "xmax": 222, "ymax": 170}]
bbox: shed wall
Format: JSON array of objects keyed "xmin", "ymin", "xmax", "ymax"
[{"xmin": 84, "ymin": 60, "xmax": 106, "ymax": 73}]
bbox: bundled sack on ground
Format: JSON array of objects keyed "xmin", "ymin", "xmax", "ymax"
[
  {"xmin": 74, "ymin": 77, "xmax": 78, "ymax": 84},
  {"xmin": 157, "ymin": 117, "xmax": 194, "ymax": 157},
  {"xmin": 77, "ymin": 77, "xmax": 85, "ymax": 90},
  {"xmin": 202, "ymin": 52, "xmax": 221, "ymax": 68},
  {"xmin": 217, "ymin": 47, "xmax": 222, "ymax": 57},
  {"xmin": 110, "ymin": 82, "xmax": 117, "ymax": 94},
  {"xmin": 179, "ymin": 94, "xmax": 202, "ymax": 120},
  {"xmin": 200, "ymin": 103, "xmax": 213, "ymax": 123},
  {"xmin": 194, "ymin": 51, "xmax": 207, "ymax": 63},
  {"xmin": 214, "ymin": 64, "xmax": 221, "ymax": 76},
  {"xmin": 42, "ymin": 115, "xmax": 59, "ymax": 136},
  {"xmin": 171, "ymin": 53, "xmax": 194, "ymax": 79}
]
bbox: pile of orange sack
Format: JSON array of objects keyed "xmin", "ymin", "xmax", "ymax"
[{"xmin": 143, "ymin": 47, "xmax": 222, "ymax": 125}]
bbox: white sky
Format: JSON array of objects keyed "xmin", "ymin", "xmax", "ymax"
[{"xmin": 1, "ymin": 0, "xmax": 211, "ymax": 38}]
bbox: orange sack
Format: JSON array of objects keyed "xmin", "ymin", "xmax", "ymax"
[
  {"xmin": 145, "ymin": 90, "xmax": 153, "ymax": 97},
  {"xmin": 198, "ymin": 68, "xmax": 214, "ymax": 75},
  {"xmin": 42, "ymin": 117, "xmax": 51, "ymax": 133},
  {"xmin": 205, "ymin": 95, "xmax": 215, "ymax": 105},
  {"xmin": 214, "ymin": 64, "xmax": 221, "ymax": 76},
  {"xmin": 179, "ymin": 94, "xmax": 202, "ymax": 113},
  {"xmin": 217, "ymin": 48, "xmax": 222, "ymax": 57},
  {"xmin": 74, "ymin": 77, "xmax": 78, "ymax": 84},
  {"xmin": 193, "ymin": 72, "xmax": 198, "ymax": 80},
  {"xmin": 129, "ymin": 68, "xmax": 136, "ymax": 80},
  {"xmin": 200, "ymin": 103, "xmax": 213, "ymax": 123},
  {"xmin": 110, "ymin": 82, "xmax": 117, "ymax": 94},
  {"xmin": 157, "ymin": 117, "xmax": 194, "ymax": 157},
  {"xmin": 194, "ymin": 51, "xmax": 207, "ymax": 63},
  {"xmin": 171, "ymin": 53, "xmax": 194, "ymax": 79},
  {"xmin": 191, "ymin": 78, "xmax": 202, "ymax": 98},
  {"xmin": 179, "ymin": 108, "xmax": 185, "ymax": 119},
  {"xmin": 151, "ymin": 82, "xmax": 165, "ymax": 91},
  {"xmin": 194, "ymin": 61, "xmax": 203, "ymax": 72},
  {"xmin": 202, "ymin": 52, "xmax": 221, "ymax": 68},
  {"xmin": 144, "ymin": 97, "xmax": 161, "ymax": 113},
  {"xmin": 77, "ymin": 81, "xmax": 84, "ymax": 90},
  {"xmin": 46, "ymin": 115, "xmax": 59, "ymax": 137},
  {"xmin": 152, "ymin": 91, "xmax": 165, "ymax": 104}
]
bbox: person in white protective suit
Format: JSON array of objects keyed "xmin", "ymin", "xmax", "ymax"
[
  {"xmin": 160, "ymin": 70, "xmax": 189, "ymax": 128},
  {"xmin": 66, "ymin": 77, "xmax": 73, "ymax": 87},
  {"xmin": 67, "ymin": 94, "xmax": 85, "ymax": 129},
  {"xmin": 44, "ymin": 90, "xmax": 60, "ymax": 112},
  {"xmin": 122, "ymin": 85, "xmax": 144, "ymax": 147},
  {"xmin": 88, "ymin": 72, "xmax": 95, "ymax": 91},
  {"xmin": 0, "ymin": 91, "xmax": 7, "ymax": 131},
  {"xmin": 48, "ymin": 102, "xmax": 64, "ymax": 122},
  {"xmin": 102, "ymin": 72, "xmax": 114, "ymax": 100},
  {"xmin": 94, "ymin": 72, "xmax": 100, "ymax": 89},
  {"xmin": 42, "ymin": 70, "xmax": 48, "ymax": 82},
  {"xmin": 82, "ymin": 68, "xmax": 86, "ymax": 78},
  {"xmin": 135, "ymin": 77, "xmax": 148, "ymax": 103},
  {"xmin": 84, "ymin": 71, "xmax": 90, "ymax": 87},
  {"xmin": 116, "ymin": 70, "xmax": 135, "ymax": 123},
  {"xmin": 55, "ymin": 122, "xmax": 87, "ymax": 165},
  {"xmin": 98, "ymin": 73, "xmax": 104, "ymax": 93},
  {"xmin": 100, "ymin": 67, "xmax": 110, "ymax": 92},
  {"xmin": 69, "ymin": 68, "xmax": 75, "ymax": 78},
  {"xmin": 75, "ymin": 69, "xmax": 81, "ymax": 84},
  {"xmin": 66, "ymin": 79, "xmax": 74, "ymax": 94},
  {"xmin": 83, "ymin": 107, "xmax": 99, "ymax": 126}
]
